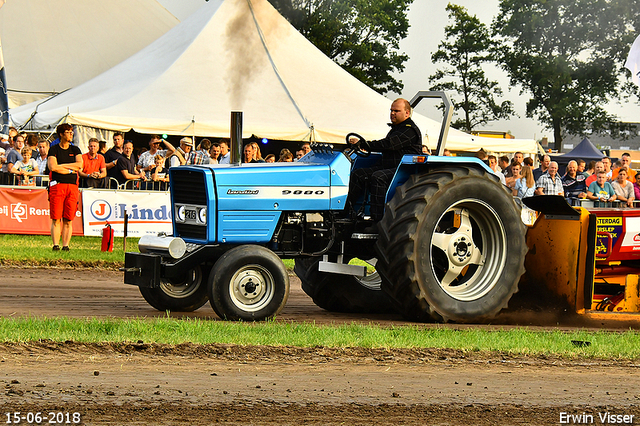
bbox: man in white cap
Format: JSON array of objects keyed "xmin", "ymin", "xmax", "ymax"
[{"xmin": 169, "ymin": 137, "xmax": 193, "ymax": 167}]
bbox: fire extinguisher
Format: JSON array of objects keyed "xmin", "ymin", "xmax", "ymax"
[{"xmin": 101, "ymin": 222, "xmax": 114, "ymax": 252}]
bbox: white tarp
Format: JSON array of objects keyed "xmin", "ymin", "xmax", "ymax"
[
  {"xmin": 625, "ymin": 34, "xmax": 640, "ymax": 87},
  {"xmin": 10, "ymin": 0, "xmax": 536, "ymax": 154},
  {"xmin": 0, "ymin": 0, "xmax": 179, "ymax": 108}
]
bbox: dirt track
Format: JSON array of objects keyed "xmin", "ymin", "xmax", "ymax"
[{"xmin": 0, "ymin": 267, "xmax": 639, "ymax": 425}]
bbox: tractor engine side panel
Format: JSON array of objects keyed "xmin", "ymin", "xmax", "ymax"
[
  {"xmin": 214, "ymin": 164, "xmax": 332, "ymax": 212},
  {"xmin": 214, "ymin": 163, "xmax": 331, "ymax": 244},
  {"xmin": 218, "ymin": 211, "xmax": 282, "ymax": 243}
]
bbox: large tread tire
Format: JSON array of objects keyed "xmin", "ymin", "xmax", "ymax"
[
  {"xmin": 139, "ymin": 265, "xmax": 209, "ymax": 312},
  {"xmin": 208, "ymin": 245, "xmax": 289, "ymax": 321},
  {"xmin": 376, "ymin": 166, "xmax": 527, "ymax": 323},
  {"xmin": 294, "ymin": 256, "xmax": 395, "ymax": 313}
]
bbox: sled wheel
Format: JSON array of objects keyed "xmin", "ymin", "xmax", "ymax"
[
  {"xmin": 376, "ymin": 166, "xmax": 526, "ymax": 322},
  {"xmin": 294, "ymin": 256, "xmax": 394, "ymax": 313},
  {"xmin": 139, "ymin": 264, "xmax": 209, "ymax": 312},
  {"xmin": 208, "ymin": 245, "xmax": 289, "ymax": 321}
]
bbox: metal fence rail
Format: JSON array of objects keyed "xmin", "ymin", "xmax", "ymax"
[{"xmin": 0, "ymin": 173, "xmax": 169, "ymax": 191}]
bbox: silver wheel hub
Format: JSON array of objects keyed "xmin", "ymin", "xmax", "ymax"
[
  {"xmin": 430, "ymin": 203, "xmax": 506, "ymax": 301},
  {"xmin": 234, "ymin": 270, "xmax": 266, "ymax": 303},
  {"xmin": 160, "ymin": 268, "xmax": 200, "ymax": 299},
  {"xmin": 229, "ymin": 265, "xmax": 275, "ymax": 312},
  {"xmin": 449, "ymin": 235, "xmax": 474, "ymax": 266}
]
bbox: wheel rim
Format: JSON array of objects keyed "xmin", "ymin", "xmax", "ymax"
[
  {"xmin": 350, "ymin": 258, "xmax": 381, "ymax": 290},
  {"xmin": 228, "ymin": 264, "xmax": 275, "ymax": 312},
  {"xmin": 160, "ymin": 266, "xmax": 202, "ymax": 299},
  {"xmin": 429, "ymin": 199, "xmax": 507, "ymax": 301}
]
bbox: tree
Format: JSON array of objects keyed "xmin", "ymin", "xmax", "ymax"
[
  {"xmin": 429, "ymin": 4, "xmax": 514, "ymax": 133},
  {"xmin": 493, "ymin": 0, "xmax": 640, "ymax": 150},
  {"xmin": 268, "ymin": 0, "xmax": 413, "ymax": 94}
]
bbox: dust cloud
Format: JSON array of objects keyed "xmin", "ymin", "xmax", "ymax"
[{"xmin": 224, "ymin": 0, "xmax": 290, "ymax": 110}]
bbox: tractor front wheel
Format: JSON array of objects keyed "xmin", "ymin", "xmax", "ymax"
[
  {"xmin": 208, "ymin": 245, "xmax": 289, "ymax": 321},
  {"xmin": 139, "ymin": 265, "xmax": 209, "ymax": 312}
]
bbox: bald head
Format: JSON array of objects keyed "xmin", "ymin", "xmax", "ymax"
[{"xmin": 390, "ymin": 99, "xmax": 411, "ymax": 125}]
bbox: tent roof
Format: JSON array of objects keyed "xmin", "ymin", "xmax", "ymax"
[
  {"xmin": 9, "ymin": 0, "xmax": 536, "ymax": 153},
  {"xmin": 0, "ymin": 0, "xmax": 179, "ymax": 108},
  {"xmin": 550, "ymin": 137, "xmax": 605, "ymax": 163}
]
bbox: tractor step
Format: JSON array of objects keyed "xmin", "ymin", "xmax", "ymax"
[
  {"xmin": 318, "ymin": 255, "xmax": 367, "ymax": 277},
  {"xmin": 351, "ymin": 232, "xmax": 378, "ymax": 239}
]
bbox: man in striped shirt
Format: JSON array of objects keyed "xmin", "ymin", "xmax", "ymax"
[
  {"xmin": 188, "ymin": 138, "xmax": 212, "ymax": 165},
  {"xmin": 535, "ymin": 161, "xmax": 564, "ymax": 196}
]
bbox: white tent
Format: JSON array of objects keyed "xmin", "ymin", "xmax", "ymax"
[
  {"xmin": 0, "ymin": 0, "xmax": 179, "ymax": 108},
  {"xmin": 10, "ymin": 0, "xmax": 537, "ymax": 154}
]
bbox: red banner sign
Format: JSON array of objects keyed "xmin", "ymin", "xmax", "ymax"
[{"xmin": 0, "ymin": 187, "xmax": 84, "ymax": 235}]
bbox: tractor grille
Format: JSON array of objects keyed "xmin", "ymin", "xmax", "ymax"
[
  {"xmin": 171, "ymin": 169, "xmax": 208, "ymax": 240},
  {"xmin": 172, "ymin": 169, "xmax": 208, "ymax": 205},
  {"xmin": 175, "ymin": 223, "xmax": 206, "ymax": 240}
]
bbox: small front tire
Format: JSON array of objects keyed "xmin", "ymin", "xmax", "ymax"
[
  {"xmin": 139, "ymin": 265, "xmax": 209, "ymax": 312},
  {"xmin": 208, "ymin": 245, "xmax": 289, "ymax": 321}
]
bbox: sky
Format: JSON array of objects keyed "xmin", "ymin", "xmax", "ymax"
[{"xmin": 157, "ymin": 0, "xmax": 640, "ymax": 144}]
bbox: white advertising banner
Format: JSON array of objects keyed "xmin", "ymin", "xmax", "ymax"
[
  {"xmin": 82, "ymin": 190, "xmax": 172, "ymax": 237},
  {"xmin": 621, "ymin": 216, "xmax": 640, "ymax": 253}
]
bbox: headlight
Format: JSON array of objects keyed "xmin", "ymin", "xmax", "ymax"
[
  {"xmin": 198, "ymin": 207, "xmax": 207, "ymax": 224},
  {"xmin": 176, "ymin": 205, "xmax": 185, "ymax": 222}
]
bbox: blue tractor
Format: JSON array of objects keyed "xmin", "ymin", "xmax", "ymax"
[{"xmin": 123, "ymin": 92, "xmax": 527, "ymax": 322}]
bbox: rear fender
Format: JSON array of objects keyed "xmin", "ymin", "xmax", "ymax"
[{"xmin": 385, "ymin": 155, "xmax": 497, "ymax": 203}]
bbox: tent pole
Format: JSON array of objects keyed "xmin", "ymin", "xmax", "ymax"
[
  {"xmin": 191, "ymin": 117, "xmax": 196, "ymax": 149},
  {"xmin": 45, "ymin": 113, "xmax": 70, "ymax": 141}
]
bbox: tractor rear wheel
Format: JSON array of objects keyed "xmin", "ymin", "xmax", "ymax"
[
  {"xmin": 139, "ymin": 265, "xmax": 209, "ymax": 312},
  {"xmin": 294, "ymin": 256, "xmax": 395, "ymax": 313},
  {"xmin": 376, "ymin": 166, "xmax": 526, "ymax": 322}
]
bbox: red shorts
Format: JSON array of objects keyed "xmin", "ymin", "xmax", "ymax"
[{"xmin": 49, "ymin": 183, "xmax": 79, "ymax": 221}]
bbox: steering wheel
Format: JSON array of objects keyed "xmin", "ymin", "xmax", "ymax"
[{"xmin": 344, "ymin": 132, "xmax": 371, "ymax": 158}]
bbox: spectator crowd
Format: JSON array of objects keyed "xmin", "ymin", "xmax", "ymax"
[
  {"xmin": 0, "ymin": 127, "xmax": 315, "ymax": 191},
  {"xmin": 483, "ymin": 149, "xmax": 639, "ymax": 207},
  {"xmin": 3, "ymin": 125, "xmax": 638, "ymax": 208}
]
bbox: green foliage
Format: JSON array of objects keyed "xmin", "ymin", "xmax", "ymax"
[
  {"xmin": 430, "ymin": 3, "xmax": 515, "ymax": 132},
  {"xmin": 0, "ymin": 234, "xmax": 138, "ymax": 269},
  {"xmin": 268, "ymin": 0, "xmax": 413, "ymax": 94},
  {"xmin": 1, "ymin": 317, "xmax": 639, "ymax": 358},
  {"xmin": 493, "ymin": 0, "xmax": 640, "ymax": 148}
]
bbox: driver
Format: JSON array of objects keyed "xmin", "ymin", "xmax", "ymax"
[{"xmin": 347, "ymin": 98, "xmax": 422, "ymax": 229}]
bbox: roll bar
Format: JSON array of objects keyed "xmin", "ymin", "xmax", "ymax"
[{"xmin": 409, "ymin": 91, "xmax": 453, "ymax": 156}]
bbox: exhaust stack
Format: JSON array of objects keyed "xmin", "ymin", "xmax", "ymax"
[{"xmin": 231, "ymin": 111, "xmax": 243, "ymax": 166}]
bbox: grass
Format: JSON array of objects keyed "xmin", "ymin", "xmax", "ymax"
[
  {"xmin": 0, "ymin": 234, "xmax": 139, "ymax": 269},
  {"xmin": 0, "ymin": 234, "xmax": 301, "ymax": 270},
  {"xmin": 0, "ymin": 234, "xmax": 349, "ymax": 272},
  {"xmin": 0, "ymin": 317, "xmax": 638, "ymax": 359},
  {"xmin": 0, "ymin": 235, "xmax": 638, "ymax": 360}
]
